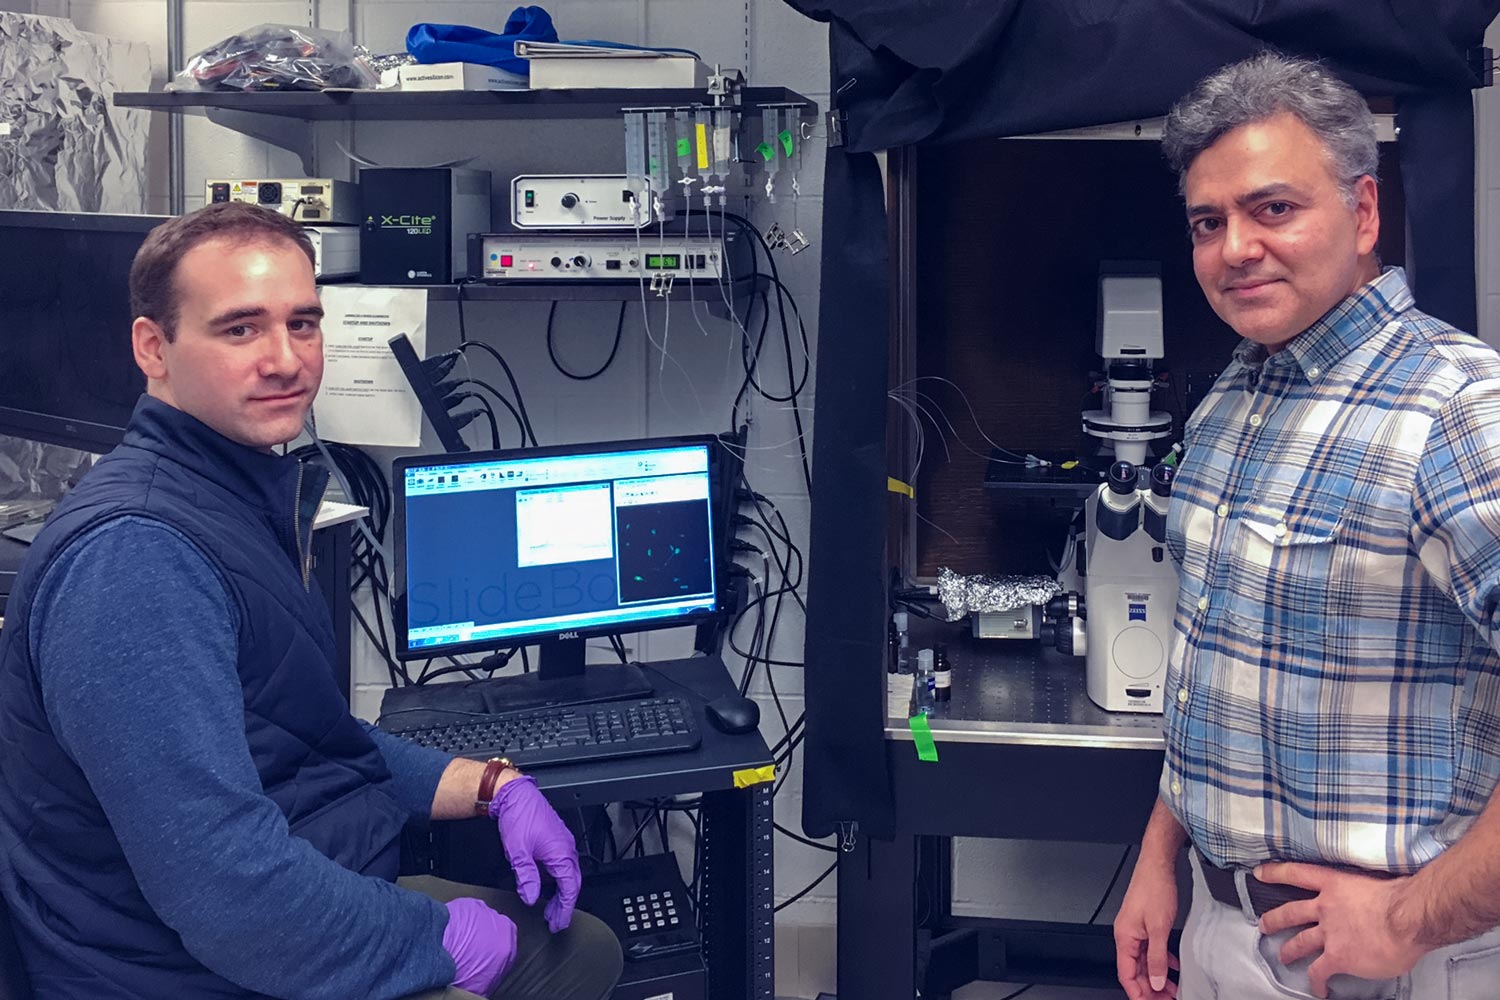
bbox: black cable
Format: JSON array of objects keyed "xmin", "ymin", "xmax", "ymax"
[
  {"xmin": 455, "ymin": 288, "xmax": 539, "ymax": 447},
  {"xmin": 1088, "ymin": 845, "xmax": 1134, "ymax": 924},
  {"xmin": 776, "ymin": 822, "xmax": 836, "ymax": 852},
  {"xmin": 740, "ymin": 484, "xmax": 807, "ymax": 614},
  {"xmin": 450, "ymin": 391, "xmax": 500, "ymax": 450},
  {"xmin": 735, "ymin": 277, "xmax": 811, "ymax": 403},
  {"xmin": 774, "ymin": 860, "xmax": 836, "ymax": 912},
  {"xmin": 726, "ymin": 585, "xmax": 806, "ymax": 667},
  {"xmin": 547, "ymin": 301, "xmax": 627, "ymax": 381},
  {"xmin": 975, "ymin": 848, "xmax": 1134, "ymax": 1000},
  {"xmin": 455, "ymin": 377, "xmax": 525, "ymax": 446},
  {"xmin": 617, "ymin": 806, "xmax": 658, "ymax": 858},
  {"xmin": 723, "ymin": 212, "xmax": 813, "ymax": 494}
]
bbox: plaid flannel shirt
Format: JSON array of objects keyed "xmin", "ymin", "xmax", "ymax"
[{"xmin": 1162, "ymin": 267, "xmax": 1500, "ymax": 873}]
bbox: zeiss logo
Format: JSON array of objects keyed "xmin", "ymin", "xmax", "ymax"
[{"xmin": 1128, "ymin": 603, "xmax": 1147, "ymax": 622}]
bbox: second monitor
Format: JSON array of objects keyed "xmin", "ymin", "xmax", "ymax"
[{"xmin": 392, "ymin": 436, "xmax": 724, "ymax": 707}]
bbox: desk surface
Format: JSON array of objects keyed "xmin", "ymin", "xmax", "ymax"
[
  {"xmin": 382, "ymin": 656, "xmax": 775, "ymax": 809},
  {"xmin": 885, "ymin": 613, "xmax": 1164, "ymax": 751}
]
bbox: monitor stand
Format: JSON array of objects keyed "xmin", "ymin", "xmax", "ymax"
[{"xmin": 468, "ymin": 636, "xmax": 653, "ymax": 714}]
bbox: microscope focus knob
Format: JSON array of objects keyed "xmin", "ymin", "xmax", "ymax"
[
  {"xmin": 561, "ymin": 192, "xmax": 580, "ymax": 209},
  {"xmin": 1108, "ymin": 461, "xmax": 1138, "ymax": 495},
  {"xmin": 1151, "ymin": 462, "xmax": 1175, "ymax": 497}
]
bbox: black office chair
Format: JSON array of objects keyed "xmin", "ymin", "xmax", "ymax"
[{"xmin": 0, "ymin": 899, "xmax": 33, "ymax": 1000}]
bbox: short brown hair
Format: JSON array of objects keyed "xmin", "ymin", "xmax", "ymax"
[{"xmin": 129, "ymin": 202, "xmax": 317, "ymax": 341}]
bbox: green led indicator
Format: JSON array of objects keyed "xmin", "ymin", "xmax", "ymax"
[{"xmin": 645, "ymin": 254, "xmax": 680, "ymax": 270}]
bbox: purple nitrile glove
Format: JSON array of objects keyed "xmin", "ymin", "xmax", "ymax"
[
  {"xmin": 488, "ymin": 774, "xmax": 582, "ymax": 932},
  {"xmin": 442, "ymin": 897, "xmax": 517, "ymax": 995}
]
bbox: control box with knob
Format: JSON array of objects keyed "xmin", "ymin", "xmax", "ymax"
[
  {"xmin": 511, "ymin": 174, "xmax": 655, "ymax": 229},
  {"xmin": 470, "ymin": 232, "xmax": 744, "ymax": 284},
  {"xmin": 205, "ymin": 178, "xmax": 360, "ymax": 225}
]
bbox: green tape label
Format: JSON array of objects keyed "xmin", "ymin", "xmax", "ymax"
[
  {"xmin": 909, "ymin": 714, "xmax": 938, "ymax": 762},
  {"xmin": 676, "ymin": 137, "xmax": 691, "ymax": 157},
  {"xmin": 779, "ymin": 129, "xmax": 795, "ymax": 157},
  {"xmin": 755, "ymin": 140, "xmax": 775, "ymax": 161}
]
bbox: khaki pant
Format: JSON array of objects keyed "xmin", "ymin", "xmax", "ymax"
[
  {"xmin": 1181, "ymin": 853, "xmax": 1500, "ymax": 999},
  {"xmin": 397, "ymin": 875, "xmax": 622, "ymax": 1000}
]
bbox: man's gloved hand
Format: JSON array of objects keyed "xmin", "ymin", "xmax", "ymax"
[
  {"xmin": 442, "ymin": 897, "xmax": 517, "ymax": 995},
  {"xmin": 487, "ymin": 775, "xmax": 582, "ymax": 932}
]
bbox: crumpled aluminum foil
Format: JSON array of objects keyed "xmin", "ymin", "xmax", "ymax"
[
  {"xmin": 0, "ymin": 435, "xmax": 94, "ymax": 502},
  {"xmin": 0, "ymin": 13, "xmax": 151, "ymax": 213},
  {"xmin": 936, "ymin": 567, "xmax": 1061, "ymax": 622},
  {"xmin": 368, "ymin": 51, "xmax": 416, "ymax": 76}
]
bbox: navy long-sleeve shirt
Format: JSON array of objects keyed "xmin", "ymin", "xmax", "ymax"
[{"xmin": 29, "ymin": 515, "xmax": 458, "ymax": 999}]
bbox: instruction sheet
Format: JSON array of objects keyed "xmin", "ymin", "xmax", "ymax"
[{"xmin": 313, "ymin": 286, "xmax": 428, "ymax": 448}]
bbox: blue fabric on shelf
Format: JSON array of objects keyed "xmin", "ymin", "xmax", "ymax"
[{"xmin": 406, "ymin": 7, "xmax": 559, "ymax": 75}]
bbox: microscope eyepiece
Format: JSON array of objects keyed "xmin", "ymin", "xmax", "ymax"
[
  {"xmin": 1108, "ymin": 461, "xmax": 1138, "ymax": 495},
  {"xmin": 1150, "ymin": 462, "xmax": 1175, "ymax": 497}
]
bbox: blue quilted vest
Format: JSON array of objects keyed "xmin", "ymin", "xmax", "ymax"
[{"xmin": 0, "ymin": 396, "xmax": 409, "ymax": 998}]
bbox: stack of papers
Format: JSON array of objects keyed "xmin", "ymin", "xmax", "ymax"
[{"xmin": 514, "ymin": 41, "xmax": 709, "ymax": 89}]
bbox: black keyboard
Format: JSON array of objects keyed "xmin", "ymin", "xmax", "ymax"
[{"xmin": 383, "ymin": 696, "xmax": 701, "ymax": 769}]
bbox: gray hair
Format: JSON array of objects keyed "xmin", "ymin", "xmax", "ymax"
[{"xmin": 1162, "ymin": 52, "xmax": 1378, "ymax": 207}]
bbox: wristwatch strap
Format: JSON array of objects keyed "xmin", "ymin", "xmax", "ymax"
[{"xmin": 475, "ymin": 757, "xmax": 516, "ymax": 816}]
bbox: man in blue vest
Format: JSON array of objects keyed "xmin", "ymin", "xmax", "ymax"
[{"xmin": 0, "ymin": 202, "xmax": 622, "ymax": 999}]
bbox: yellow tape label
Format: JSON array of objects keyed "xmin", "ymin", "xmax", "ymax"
[
  {"xmin": 732, "ymin": 765, "xmax": 776, "ymax": 788},
  {"xmin": 887, "ymin": 477, "xmax": 914, "ymax": 498},
  {"xmin": 695, "ymin": 123, "xmax": 710, "ymax": 171}
]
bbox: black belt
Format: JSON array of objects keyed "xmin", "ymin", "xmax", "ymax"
[{"xmin": 1196, "ymin": 851, "xmax": 1319, "ymax": 918}]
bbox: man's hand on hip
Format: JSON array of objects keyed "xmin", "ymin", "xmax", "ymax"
[
  {"xmin": 1113, "ymin": 856, "xmax": 1180, "ymax": 1000},
  {"xmin": 1256, "ymin": 862, "xmax": 1429, "ymax": 998}
]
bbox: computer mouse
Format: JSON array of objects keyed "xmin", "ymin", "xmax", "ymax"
[{"xmin": 704, "ymin": 695, "xmax": 761, "ymax": 735}]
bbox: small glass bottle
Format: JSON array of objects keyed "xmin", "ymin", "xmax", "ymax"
[
  {"xmin": 913, "ymin": 647, "xmax": 936, "ymax": 715},
  {"xmin": 933, "ymin": 643, "xmax": 952, "ymax": 703},
  {"xmin": 892, "ymin": 611, "xmax": 912, "ymax": 674}
]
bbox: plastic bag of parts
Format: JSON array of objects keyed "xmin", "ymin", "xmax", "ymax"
[
  {"xmin": 935, "ymin": 567, "xmax": 1060, "ymax": 622},
  {"xmin": 167, "ymin": 23, "xmax": 379, "ymax": 93}
]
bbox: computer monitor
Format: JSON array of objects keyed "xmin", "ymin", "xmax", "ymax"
[
  {"xmin": 392, "ymin": 436, "xmax": 724, "ymax": 706},
  {"xmin": 0, "ymin": 211, "xmax": 168, "ymax": 452}
]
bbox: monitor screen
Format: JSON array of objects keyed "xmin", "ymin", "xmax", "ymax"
[
  {"xmin": 0, "ymin": 211, "xmax": 167, "ymax": 452},
  {"xmin": 393, "ymin": 437, "xmax": 722, "ymax": 659}
]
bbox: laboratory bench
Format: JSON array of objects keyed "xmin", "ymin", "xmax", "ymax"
[{"xmin": 839, "ymin": 612, "xmax": 1167, "ymax": 999}]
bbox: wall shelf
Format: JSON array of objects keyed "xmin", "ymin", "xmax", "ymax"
[
  {"xmin": 114, "ymin": 88, "xmax": 818, "ymax": 122},
  {"xmin": 114, "ymin": 87, "xmax": 818, "ymax": 181}
]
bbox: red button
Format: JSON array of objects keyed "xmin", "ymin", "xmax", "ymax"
[{"xmin": 500, "ymin": 254, "xmax": 514, "ymax": 267}]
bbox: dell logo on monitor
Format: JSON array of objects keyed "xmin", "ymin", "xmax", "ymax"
[{"xmin": 558, "ymin": 631, "xmax": 582, "ymax": 640}]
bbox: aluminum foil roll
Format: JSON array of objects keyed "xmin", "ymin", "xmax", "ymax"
[
  {"xmin": 0, "ymin": 13, "xmax": 151, "ymax": 213},
  {"xmin": 936, "ymin": 567, "xmax": 1061, "ymax": 622}
]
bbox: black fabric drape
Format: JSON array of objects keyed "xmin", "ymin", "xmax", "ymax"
[
  {"xmin": 789, "ymin": 0, "xmax": 1495, "ymax": 150},
  {"xmin": 801, "ymin": 143, "xmax": 894, "ymax": 839}
]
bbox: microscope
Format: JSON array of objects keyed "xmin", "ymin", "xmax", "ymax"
[{"xmin": 1052, "ymin": 264, "xmax": 1178, "ymax": 713}]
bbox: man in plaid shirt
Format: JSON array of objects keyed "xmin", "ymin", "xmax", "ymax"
[{"xmin": 1112, "ymin": 53, "xmax": 1500, "ymax": 1000}]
